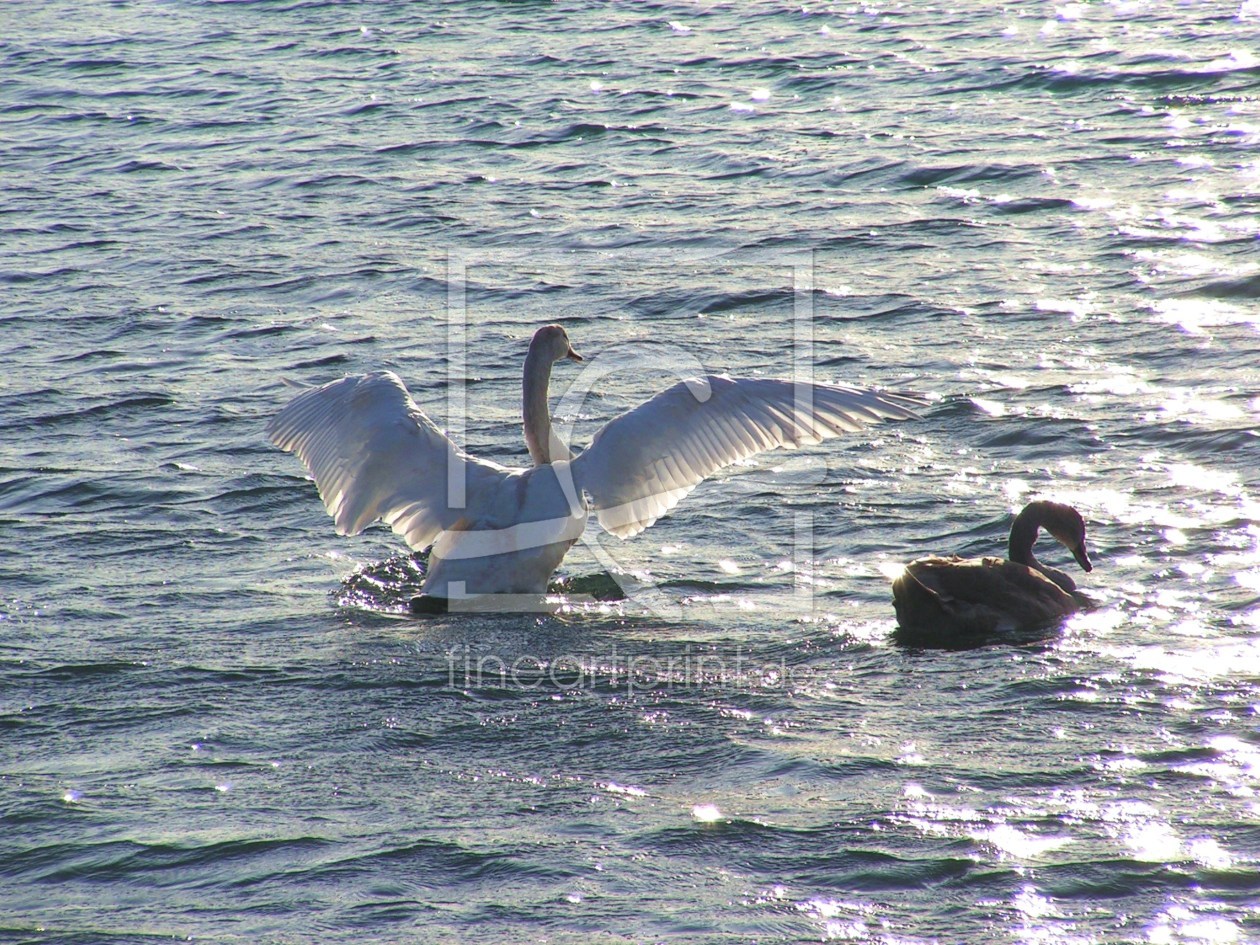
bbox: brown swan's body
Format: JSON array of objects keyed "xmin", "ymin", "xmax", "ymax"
[{"xmin": 891, "ymin": 501, "xmax": 1093, "ymax": 637}]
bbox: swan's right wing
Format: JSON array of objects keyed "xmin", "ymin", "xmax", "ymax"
[
  {"xmin": 266, "ymin": 371, "xmax": 504, "ymax": 551},
  {"xmin": 570, "ymin": 375, "xmax": 923, "ymax": 538}
]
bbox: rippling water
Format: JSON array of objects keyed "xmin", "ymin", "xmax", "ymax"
[{"xmin": 4, "ymin": 2, "xmax": 1259, "ymax": 943}]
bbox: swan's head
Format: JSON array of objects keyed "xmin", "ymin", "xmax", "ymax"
[
  {"xmin": 1039, "ymin": 501, "xmax": 1092, "ymax": 573},
  {"xmin": 531, "ymin": 324, "xmax": 584, "ymax": 365}
]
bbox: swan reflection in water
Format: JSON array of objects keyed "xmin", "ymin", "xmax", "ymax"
[{"xmin": 268, "ymin": 325, "xmax": 923, "ymax": 613}]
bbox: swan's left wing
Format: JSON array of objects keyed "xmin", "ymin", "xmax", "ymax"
[
  {"xmin": 266, "ymin": 371, "xmax": 507, "ymax": 551},
  {"xmin": 570, "ymin": 375, "xmax": 923, "ymax": 538}
]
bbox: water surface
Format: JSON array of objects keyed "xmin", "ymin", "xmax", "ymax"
[{"xmin": 3, "ymin": 2, "xmax": 1259, "ymax": 943}]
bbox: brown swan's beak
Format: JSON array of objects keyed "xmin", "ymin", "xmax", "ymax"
[
  {"xmin": 566, "ymin": 346, "xmax": 583, "ymax": 362},
  {"xmin": 1072, "ymin": 542, "xmax": 1093, "ymax": 572}
]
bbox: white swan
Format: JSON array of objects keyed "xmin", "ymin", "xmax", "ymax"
[{"xmin": 267, "ymin": 325, "xmax": 923, "ymax": 610}]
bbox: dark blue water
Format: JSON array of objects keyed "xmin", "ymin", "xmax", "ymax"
[{"xmin": 3, "ymin": 2, "xmax": 1259, "ymax": 942}]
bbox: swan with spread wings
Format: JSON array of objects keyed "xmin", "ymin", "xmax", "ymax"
[{"xmin": 267, "ymin": 325, "xmax": 923, "ymax": 610}]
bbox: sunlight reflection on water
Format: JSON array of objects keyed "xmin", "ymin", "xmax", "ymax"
[
  {"xmin": 1149, "ymin": 906, "xmax": 1242, "ymax": 945},
  {"xmin": 1152, "ymin": 299, "xmax": 1260, "ymax": 336},
  {"xmin": 6, "ymin": 2, "xmax": 1260, "ymax": 942},
  {"xmin": 1107, "ymin": 642, "xmax": 1260, "ymax": 682}
]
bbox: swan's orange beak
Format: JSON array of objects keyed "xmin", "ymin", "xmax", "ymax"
[
  {"xmin": 1071, "ymin": 542, "xmax": 1092, "ymax": 572},
  {"xmin": 566, "ymin": 345, "xmax": 583, "ymax": 362}
]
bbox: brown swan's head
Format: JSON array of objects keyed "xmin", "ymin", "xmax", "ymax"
[{"xmin": 1030, "ymin": 500, "xmax": 1092, "ymax": 573}]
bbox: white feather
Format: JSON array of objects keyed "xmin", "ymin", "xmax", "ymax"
[
  {"xmin": 265, "ymin": 372, "xmax": 504, "ymax": 550},
  {"xmin": 571, "ymin": 375, "xmax": 921, "ymax": 537}
]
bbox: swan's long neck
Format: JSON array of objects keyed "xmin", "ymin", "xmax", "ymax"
[
  {"xmin": 1007, "ymin": 505, "xmax": 1044, "ymax": 569},
  {"xmin": 522, "ymin": 346, "xmax": 570, "ymax": 466},
  {"xmin": 1009, "ymin": 501, "xmax": 1088, "ymax": 592}
]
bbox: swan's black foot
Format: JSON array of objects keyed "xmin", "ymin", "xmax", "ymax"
[{"xmin": 409, "ymin": 594, "xmax": 450, "ymax": 615}]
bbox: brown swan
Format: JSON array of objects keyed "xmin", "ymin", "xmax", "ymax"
[{"xmin": 890, "ymin": 501, "xmax": 1093, "ymax": 638}]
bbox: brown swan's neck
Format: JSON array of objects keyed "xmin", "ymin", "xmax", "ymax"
[
  {"xmin": 1007, "ymin": 504, "xmax": 1045, "ymax": 568},
  {"xmin": 1008, "ymin": 501, "xmax": 1080, "ymax": 592}
]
